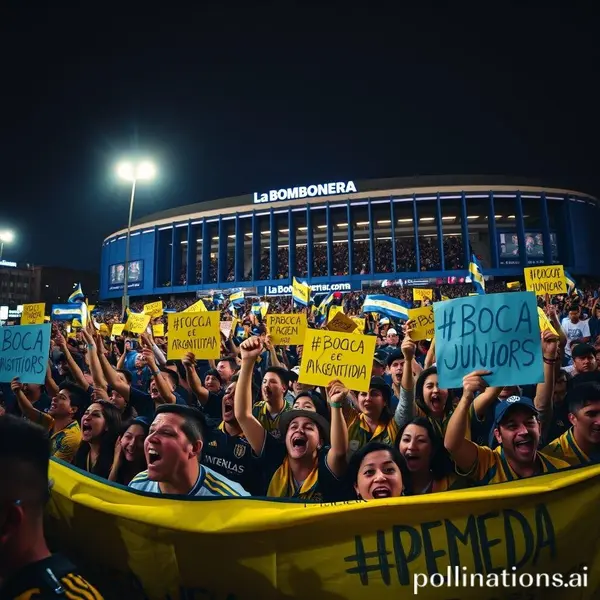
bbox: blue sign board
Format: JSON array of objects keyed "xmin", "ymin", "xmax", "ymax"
[
  {"xmin": 0, "ymin": 323, "xmax": 51, "ymax": 384},
  {"xmin": 433, "ymin": 292, "xmax": 543, "ymax": 389}
]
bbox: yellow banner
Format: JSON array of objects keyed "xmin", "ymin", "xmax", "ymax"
[
  {"xmin": 326, "ymin": 311, "xmax": 358, "ymax": 334},
  {"xmin": 46, "ymin": 460, "xmax": 600, "ymax": 600},
  {"xmin": 266, "ymin": 313, "xmax": 307, "ymax": 345},
  {"xmin": 144, "ymin": 300, "xmax": 164, "ymax": 318},
  {"xmin": 98, "ymin": 324, "xmax": 110, "ymax": 337},
  {"xmin": 538, "ymin": 307, "xmax": 559, "ymax": 336},
  {"xmin": 152, "ymin": 323, "xmax": 165, "ymax": 337},
  {"xmin": 351, "ymin": 317, "xmax": 365, "ymax": 334},
  {"xmin": 111, "ymin": 323, "xmax": 125, "ymax": 337},
  {"xmin": 413, "ymin": 288, "xmax": 433, "ymax": 302},
  {"xmin": 328, "ymin": 305, "xmax": 344, "ymax": 321},
  {"xmin": 299, "ymin": 330, "xmax": 375, "ymax": 392},
  {"xmin": 524, "ymin": 265, "xmax": 567, "ymax": 295},
  {"xmin": 167, "ymin": 311, "xmax": 220, "ymax": 360},
  {"xmin": 407, "ymin": 306, "xmax": 434, "ymax": 341},
  {"xmin": 21, "ymin": 302, "xmax": 45, "ymax": 325},
  {"xmin": 184, "ymin": 299, "xmax": 207, "ymax": 313},
  {"xmin": 125, "ymin": 312, "xmax": 151, "ymax": 334}
]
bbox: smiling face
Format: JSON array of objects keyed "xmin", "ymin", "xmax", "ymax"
[
  {"xmin": 422, "ymin": 373, "xmax": 447, "ymax": 417},
  {"xmin": 569, "ymin": 400, "xmax": 600, "ymax": 448},
  {"xmin": 262, "ymin": 372, "xmax": 285, "ymax": 404},
  {"xmin": 49, "ymin": 390, "xmax": 76, "ymax": 419},
  {"xmin": 357, "ymin": 388, "xmax": 385, "ymax": 418},
  {"xmin": 120, "ymin": 423, "xmax": 147, "ymax": 462},
  {"xmin": 144, "ymin": 413, "xmax": 201, "ymax": 481},
  {"xmin": 285, "ymin": 416, "xmax": 321, "ymax": 460},
  {"xmin": 80, "ymin": 403, "xmax": 107, "ymax": 442},
  {"xmin": 354, "ymin": 449, "xmax": 403, "ymax": 500},
  {"xmin": 399, "ymin": 424, "xmax": 433, "ymax": 474},
  {"xmin": 494, "ymin": 406, "xmax": 541, "ymax": 466}
]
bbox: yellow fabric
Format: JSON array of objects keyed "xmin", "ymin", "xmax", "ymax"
[
  {"xmin": 542, "ymin": 428, "xmax": 598, "ymax": 466},
  {"xmin": 45, "ymin": 459, "xmax": 600, "ymax": 599},
  {"xmin": 40, "ymin": 413, "xmax": 81, "ymax": 463},
  {"xmin": 267, "ymin": 456, "xmax": 320, "ymax": 499},
  {"xmin": 347, "ymin": 412, "xmax": 399, "ymax": 451}
]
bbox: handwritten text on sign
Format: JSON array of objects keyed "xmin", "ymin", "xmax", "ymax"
[
  {"xmin": 413, "ymin": 288, "xmax": 433, "ymax": 302},
  {"xmin": 524, "ymin": 265, "xmax": 567, "ymax": 295},
  {"xmin": 298, "ymin": 330, "xmax": 376, "ymax": 392},
  {"xmin": 125, "ymin": 313, "xmax": 151, "ymax": 334},
  {"xmin": 266, "ymin": 314, "xmax": 307, "ymax": 345},
  {"xmin": 0, "ymin": 323, "xmax": 51, "ymax": 384},
  {"xmin": 326, "ymin": 311, "xmax": 357, "ymax": 334},
  {"xmin": 167, "ymin": 312, "xmax": 220, "ymax": 360},
  {"xmin": 433, "ymin": 292, "xmax": 543, "ymax": 389},
  {"xmin": 21, "ymin": 303, "xmax": 45, "ymax": 325},
  {"xmin": 407, "ymin": 306, "xmax": 434, "ymax": 341}
]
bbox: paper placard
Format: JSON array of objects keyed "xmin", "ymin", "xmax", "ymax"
[
  {"xmin": 153, "ymin": 324, "xmax": 165, "ymax": 337},
  {"xmin": 537, "ymin": 307, "xmax": 558, "ymax": 336},
  {"xmin": 184, "ymin": 299, "xmax": 207, "ymax": 313},
  {"xmin": 408, "ymin": 306, "xmax": 435, "ymax": 341},
  {"xmin": 326, "ymin": 312, "xmax": 357, "ymax": 334},
  {"xmin": 266, "ymin": 314, "xmax": 307, "ymax": 345},
  {"xmin": 434, "ymin": 292, "xmax": 543, "ymax": 389},
  {"xmin": 167, "ymin": 312, "xmax": 220, "ymax": 360},
  {"xmin": 0, "ymin": 324, "xmax": 51, "ymax": 384},
  {"xmin": 413, "ymin": 288, "xmax": 433, "ymax": 302},
  {"xmin": 144, "ymin": 301, "xmax": 164, "ymax": 318},
  {"xmin": 524, "ymin": 265, "xmax": 567, "ymax": 295},
  {"xmin": 21, "ymin": 303, "xmax": 45, "ymax": 325},
  {"xmin": 298, "ymin": 330, "xmax": 376, "ymax": 392},
  {"xmin": 111, "ymin": 324, "xmax": 125, "ymax": 337},
  {"xmin": 125, "ymin": 313, "xmax": 151, "ymax": 334}
]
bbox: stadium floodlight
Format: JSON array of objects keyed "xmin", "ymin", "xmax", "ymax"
[
  {"xmin": 0, "ymin": 230, "xmax": 14, "ymax": 260},
  {"xmin": 115, "ymin": 160, "xmax": 157, "ymax": 316}
]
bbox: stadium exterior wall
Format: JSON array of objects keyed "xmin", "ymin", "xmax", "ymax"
[{"xmin": 99, "ymin": 178, "xmax": 599, "ymax": 300}]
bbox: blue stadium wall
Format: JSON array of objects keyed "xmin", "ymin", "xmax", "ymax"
[{"xmin": 99, "ymin": 186, "xmax": 599, "ymax": 300}]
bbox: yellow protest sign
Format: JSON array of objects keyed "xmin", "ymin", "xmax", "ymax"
[
  {"xmin": 152, "ymin": 324, "xmax": 165, "ymax": 337},
  {"xmin": 46, "ymin": 459, "xmax": 600, "ymax": 600},
  {"xmin": 111, "ymin": 323, "xmax": 125, "ymax": 337},
  {"xmin": 407, "ymin": 306, "xmax": 434, "ymax": 341},
  {"xmin": 167, "ymin": 311, "xmax": 220, "ymax": 360},
  {"xmin": 144, "ymin": 300, "xmax": 164, "ymax": 318},
  {"xmin": 351, "ymin": 317, "xmax": 365, "ymax": 334},
  {"xmin": 21, "ymin": 303, "xmax": 45, "ymax": 325},
  {"xmin": 124, "ymin": 313, "xmax": 151, "ymax": 334},
  {"xmin": 326, "ymin": 311, "xmax": 358, "ymax": 334},
  {"xmin": 98, "ymin": 324, "xmax": 110, "ymax": 337},
  {"xmin": 507, "ymin": 281, "xmax": 521, "ymax": 290},
  {"xmin": 328, "ymin": 305, "xmax": 344, "ymax": 321},
  {"xmin": 537, "ymin": 307, "xmax": 559, "ymax": 336},
  {"xmin": 524, "ymin": 265, "xmax": 567, "ymax": 295},
  {"xmin": 266, "ymin": 314, "xmax": 307, "ymax": 345},
  {"xmin": 184, "ymin": 299, "xmax": 207, "ymax": 313},
  {"xmin": 299, "ymin": 330, "xmax": 375, "ymax": 392},
  {"xmin": 72, "ymin": 319, "xmax": 82, "ymax": 328},
  {"xmin": 412, "ymin": 288, "xmax": 433, "ymax": 302}
]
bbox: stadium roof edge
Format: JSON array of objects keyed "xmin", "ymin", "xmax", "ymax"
[{"xmin": 104, "ymin": 175, "xmax": 597, "ymax": 242}]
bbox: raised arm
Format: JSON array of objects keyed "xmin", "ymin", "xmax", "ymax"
[
  {"xmin": 142, "ymin": 347, "xmax": 175, "ymax": 404},
  {"xmin": 56, "ymin": 333, "xmax": 88, "ymax": 391},
  {"xmin": 424, "ymin": 337, "xmax": 436, "ymax": 369},
  {"xmin": 535, "ymin": 330, "xmax": 559, "ymax": 439},
  {"xmin": 81, "ymin": 330, "xmax": 108, "ymax": 391},
  {"xmin": 325, "ymin": 380, "xmax": 349, "ymax": 478},
  {"xmin": 182, "ymin": 352, "xmax": 209, "ymax": 405},
  {"xmin": 444, "ymin": 370, "xmax": 489, "ymax": 473},
  {"xmin": 394, "ymin": 331, "xmax": 416, "ymax": 427},
  {"xmin": 264, "ymin": 335, "xmax": 282, "ymax": 368},
  {"xmin": 234, "ymin": 337, "xmax": 267, "ymax": 456},
  {"xmin": 11, "ymin": 378, "xmax": 51, "ymax": 427},
  {"xmin": 45, "ymin": 360, "xmax": 60, "ymax": 397}
]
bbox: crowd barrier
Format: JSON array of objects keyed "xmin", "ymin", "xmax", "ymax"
[{"xmin": 46, "ymin": 459, "xmax": 600, "ymax": 600}]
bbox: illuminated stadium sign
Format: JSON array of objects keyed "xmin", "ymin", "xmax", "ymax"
[
  {"xmin": 260, "ymin": 282, "xmax": 354, "ymax": 296},
  {"xmin": 253, "ymin": 181, "xmax": 357, "ymax": 204}
]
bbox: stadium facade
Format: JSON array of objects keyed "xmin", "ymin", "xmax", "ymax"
[{"xmin": 99, "ymin": 175, "xmax": 599, "ymax": 300}]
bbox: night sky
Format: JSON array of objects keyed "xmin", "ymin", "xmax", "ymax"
[{"xmin": 1, "ymin": 4, "xmax": 598, "ymax": 271}]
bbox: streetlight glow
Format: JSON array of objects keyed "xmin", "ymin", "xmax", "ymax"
[
  {"xmin": 0, "ymin": 230, "xmax": 14, "ymax": 243},
  {"xmin": 116, "ymin": 160, "xmax": 156, "ymax": 182}
]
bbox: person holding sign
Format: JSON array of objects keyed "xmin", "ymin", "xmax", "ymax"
[
  {"xmin": 11, "ymin": 378, "xmax": 84, "ymax": 464},
  {"xmin": 234, "ymin": 337, "xmax": 349, "ymax": 501},
  {"xmin": 445, "ymin": 371, "xmax": 570, "ymax": 484}
]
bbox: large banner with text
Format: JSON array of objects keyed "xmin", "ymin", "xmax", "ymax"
[{"xmin": 46, "ymin": 460, "xmax": 600, "ymax": 600}]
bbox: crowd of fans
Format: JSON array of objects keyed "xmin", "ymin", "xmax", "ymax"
[{"xmin": 2, "ymin": 273, "xmax": 600, "ymax": 597}]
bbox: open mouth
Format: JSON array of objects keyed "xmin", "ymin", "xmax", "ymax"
[
  {"xmin": 291, "ymin": 437, "xmax": 307, "ymax": 449},
  {"xmin": 404, "ymin": 454, "xmax": 420, "ymax": 467},
  {"xmin": 430, "ymin": 395, "xmax": 443, "ymax": 411},
  {"xmin": 371, "ymin": 486, "xmax": 392, "ymax": 499},
  {"xmin": 223, "ymin": 403, "xmax": 234, "ymax": 416},
  {"xmin": 147, "ymin": 448, "xmax": 162, "ymax": 466},
  {"xmin": 82, "ymin": 423, "xmax": 92, "ymax": 435},
  {"xmin": 514, "ymin": 438, "xmax": 534, "ymax": 454}
]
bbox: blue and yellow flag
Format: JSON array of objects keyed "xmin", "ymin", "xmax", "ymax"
[
  {"xmin": 68, "ymin": 283, "xmax": 84, "ymax": 303},
  {"xmin": 230, "ymin": 290, "xmax": 245, "ymax": 305},
  {"xmin": 362, "ymin": 295, "xmax": 410, "ymax": 320},
  {"xmin": 565, "ymin": 271, "xmax": 578, "ymax": 296},
  {"xmin": 506, "ymin": 281, "xmax": 521, "ymax": 290},
  {"xmin": 468, "ymin": 253, "xmax": 485, "ymax": 295},
  {"xmin": 292, "ymin": 277, "xmax": 311, "ymax": 306}
]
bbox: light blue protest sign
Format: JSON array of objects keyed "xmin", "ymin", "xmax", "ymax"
[
  {"xmin": 0, "ymin": 323, "xmax": 51, "ymax": 384},
  {"xmin": 433, "ymin": 292, "xmax": 543, "ymax": 389}
]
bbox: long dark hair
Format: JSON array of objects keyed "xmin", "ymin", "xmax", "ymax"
[
  {"xmin": 395, "ymin": 417, "xmax": 453, "ymax": 482},
  {"xmin": 347, "ymin": 441, "xmax": 412, "ymax": 496},
  {"xmin": 113, "ymin": 418, "xmax": 149, "ymax": 485},
  {"xmin": 414, "ymin": 367, "xmax": 454, "ymax": 418},
  {"xmin": 74, "ymin": 401, "xmax": 122, "ymax": 479}
]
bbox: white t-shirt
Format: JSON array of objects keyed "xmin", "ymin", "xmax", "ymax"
[{"xmin": 561, "ymin": 317, "xmax": 591, "ymax": 357}]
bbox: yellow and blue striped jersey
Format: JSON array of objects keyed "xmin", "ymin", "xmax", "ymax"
[
  {"xmin": 252, "ymin": 399, "xmax": 292, "ymax": 439},
  {"xmin": 38, "ymin": 412, "xmax": 81, "ymax": 464},
  {"xmin": 542, "ymin": 428, "xmax": 600, "ymax": 466},
  {"xmin": 458, "ymin": 441, "xmax": 570, "ymax": 485},
  {"xmin": 347, "ymin": 412, "xmax": 399, "ymax": 455},
  {"xmin": 128, "ymin": 465, "xmax": 250, "ymax": 497}
]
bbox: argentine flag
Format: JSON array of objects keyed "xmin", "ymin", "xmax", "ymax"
[
  {"xmin": 68, "ymin": 283, "xmax": 85, "ymax": 303},
  {"xmin": 362, "ymin": 295, "xmax": 410, "ymax": 320}
]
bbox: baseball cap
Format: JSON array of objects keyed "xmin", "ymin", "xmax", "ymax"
[
  {"xmin": 387, "ymin": 328, "xmax": 398, "ymax": 336},
  {"xmin": 368, "ymin": 376, "xmax": 392, "ymax": 405},
  {"xmin": 373, "ymin": 351, "xmax": 387, "ymax": 367},
  {"xmin": 291, "ymin": 366, "xmax": 301, "ymax": 375},
  {"xmin": 386, "ymin": 349, "xmax": 404, "ymax": 368},
  {"xmin": 494, "ymin": 396, "xmax": 538, "ymax": 427},
  {"xmin": 572, "ymin": 343, "xmax": 596, "ymax": 359}
]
